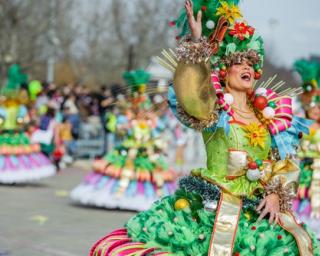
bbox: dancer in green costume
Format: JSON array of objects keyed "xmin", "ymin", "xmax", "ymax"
[
  {"xmin": 70, "ymin": 70, "xmax": 176, "ymax": 211},
  {"xmin": 0, "ymin": 64, "xmax": 56, "ymax": 184},
  {"xmin": 89, "ymin": 1, "xmax": 320, "ymax": 255},
  {"xmin": 292, "ymin": 58, "xmax": 320, "ymax": 238}
]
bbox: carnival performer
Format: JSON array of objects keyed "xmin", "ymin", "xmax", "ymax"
[
  {"xmin": 89, "ymin": 1, "xmax": 320, "ymax": 255},
  {"xmin": 70, "ymin": 69, "xmax": 176, "ymax": 211},
  {"xmin": 292, "ymin": 58, "xmax": 320, "ymax": 238},
  {"xmin": 0, "ymin": 64, "xmax": 56, "ymax": 184}
]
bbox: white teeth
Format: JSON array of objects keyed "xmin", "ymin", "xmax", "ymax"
[{"xmin": 241, "ymin": 73, "xmax": 251, "ymax": 81}]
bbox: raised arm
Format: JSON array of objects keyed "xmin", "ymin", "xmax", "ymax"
[{"xmin": 172, "ymin": 0, "xmax": 217, "ymax": 123}]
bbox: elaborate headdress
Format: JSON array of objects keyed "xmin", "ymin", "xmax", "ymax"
[
  {"xmin": 293, "ymin": 58, "xmax": 320, "ymax": 110},
  {"xmin": 293, "ymin": 59, "xmax": 319, "ymax": 93},
  {"xmin": 158, "ymin": 1, "xmax": 311, "ymax": 159},
  {"xmin": 1, "ymin": 64, "xmax": 28, "ymax": 95},
  {"xmin": 0, "ymin": 64, "xmax": 29, "ymax": 130},
  {"xmin": 123, "ymin": 69, "xmax": 151, "ymax": 95},
  {"xmin": 122, "ymin": 69, "xmax": 151, "ymax": 109},
  {"xmin": 174, "ymin": 0, "xmax": 264, "ymax": 79}
]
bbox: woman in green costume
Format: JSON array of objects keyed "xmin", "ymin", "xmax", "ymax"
[
  {"xmin": 0, "ymin": 64, "xmax": 56, "ymax": 184},
  {"xmin": 292, "ymin": 58, "xmax": 320, "ymax": 238},
  {"xmin": 89, "ymin": 1, "xmax": 320, "ymax": 255}
]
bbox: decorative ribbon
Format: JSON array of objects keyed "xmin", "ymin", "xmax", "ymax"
[
  {"xmin": 310, "ymin": 159, "xmax": 320, "ymax": 218},
  {"xmin": 266, "ymin": 89, "xmax": 293, "ymax": 135},
  {"xmin": 278, "ymin": 211, "xmax": 314, "ymax": 256},
  {"xmin": 225, "ymin": 149, "xmax": 299, "ymax": 186},
  {"xmin": 209, "ymin": 17, "xmax": 230, "ymax": 54},
  {"xmin": 209, "ymin": 192, "xmax": 242, "ymax": 256},
  {"xmin": 211, "ymin": 73, "xmax": 234, "ymax": 116},
  {"xmin": 208, "ymin": 190, "xmax": 314, "ymax": 256},
  {"xmin": 89, "ymin": 228, "xmax": 167, "ymax": 256}
]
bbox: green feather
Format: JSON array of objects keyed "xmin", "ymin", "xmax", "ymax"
[{"xmin": 293, "ymin": 59, "xmax": 320, "ymax": 83}]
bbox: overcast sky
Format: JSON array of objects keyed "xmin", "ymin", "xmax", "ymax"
[{"xmin": 239, "ymin": 0, "xmax": 320, "ymax": 68}]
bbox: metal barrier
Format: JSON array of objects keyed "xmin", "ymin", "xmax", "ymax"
[{"xmin": 75, "ymin": 120, "xmax": 105, "ymax": 159}]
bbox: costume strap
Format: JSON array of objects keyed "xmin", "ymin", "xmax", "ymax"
[{"xmin": 209, "ymin": 192, "xmax": 242, "ymax": 256}]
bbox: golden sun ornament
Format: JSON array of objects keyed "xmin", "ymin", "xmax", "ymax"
[
  {"xmin": 243, "ymin": 123, "xmax": 267, "ymax": 149},
  {"xmin": 216, "ymin": 1, "xmax": 242, "ymax": 24}
]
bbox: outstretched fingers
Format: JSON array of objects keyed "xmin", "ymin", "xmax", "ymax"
[
  {"xmin": 256, "ymin": 198, "xmax": 266, "ymax": 212},
  {"xmin": 196, "ymin": 10, "xmax": 202, "ymax": 23},
  {"xmin": 185, "ymin": 0, "xmax": 193, "ymax": 17}
]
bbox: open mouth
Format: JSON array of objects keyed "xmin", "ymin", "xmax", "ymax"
[{"xmin": 240, "ymin": 72, "xmax": 251, "ymax": 82}]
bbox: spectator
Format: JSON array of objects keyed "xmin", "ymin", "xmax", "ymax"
[
  {"xmin": 63, "ymin": 93, "xmax": 80, "ymax": 139},
  {"xmin": 98, "ymin": 86, "xmax": 114, "ymax": 154}
]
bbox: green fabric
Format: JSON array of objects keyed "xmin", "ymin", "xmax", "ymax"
[
  {"xmin": 298, "ymin": 164, "xmax": 313, "ymax": 188},
  {"xmin": 126, "ymin": 189, "xmax": 320, "ymax": 255},
  {"xmin": 40, "ymin": 143, "xmax": 54, "ymax": 155},
  {"xmin": 103, "ymin": 143, "xmax": 170, "ymax": 173},
  {"xmin": 0, "ymin": 132, "xmax": 30, "ymax": 146},
  {"xmin": 198, "ymin": 123, "xmax": 271, "ymax": 197}
]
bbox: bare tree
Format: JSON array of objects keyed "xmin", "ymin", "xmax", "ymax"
[
  {"xmin": 0, "ymin": 0, "xmax": 76, "ymax": 82},
  {"xmin": 76, "ymin": 0, "xmax": 182, "ymax": 85},
  {"xmin": 0, "ymin": 0, "xmax": 183, "ymax": 86}
]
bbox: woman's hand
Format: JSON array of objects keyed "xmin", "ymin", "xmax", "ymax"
[
  {"xmin": 256, "ymin": 194, "xmax": 280, "ymax": 224},
  {"xmin": 185, "ymin": 0, "xmax": 202, "ymax": 41}
]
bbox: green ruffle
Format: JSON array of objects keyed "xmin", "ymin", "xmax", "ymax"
[
  {"xmin": 0, "ymin": 132, "xmax": 30, "ymax": 146},
  {"xmin": 126, "ymin": 189, "xmax": 320, "ymax": 256},
  {"xmin": 298, "ymin": 160, "xmax": 313, "ymax": 187},
  {"xmin": 103, "ymin": 144, "xmax": 170, "ymax": 172}
]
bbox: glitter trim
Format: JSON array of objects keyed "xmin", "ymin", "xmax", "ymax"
[
  {"xmin": 177, "ymin": 104, "xmax": 218, "ymax": 130},
  {"xmin": 176, "ymin": 36, "xmax": 211, "ymax": 64}
]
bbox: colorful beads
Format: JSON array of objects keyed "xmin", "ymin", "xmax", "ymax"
[
  {"xmin": 248, "ymin": 162, "xmax": 258, "ymax": 169},
  {"xmin": 174, "ymin": 198, "xmax": 190, "ymax": 210},
  {"xmin": 255, "ymin": 159, "xmax": 263, "ymax": 167},
  {"xmin": 268, "ymin": 101, "xmax": 276, "ymax": 109},
  {"xmin": 198, "ymin": 234, "xmax": 205, "ymax": 240},
  {"xmin": 211, "ymin": 72, "xmax": 233, "ymax": 116},
  {"xmin": 262, "ymin": 107, "xmax": 275, "ymax": 119},
  {"xmin": 246, "ymin": 168, "xmax": 261, "ymax": 181},
  {"xmin": 253, "ymin": 96, "xmax": 268, "ymax": 110}
]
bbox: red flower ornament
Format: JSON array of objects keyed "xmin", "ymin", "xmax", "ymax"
[{"xmin": 229, "ymin": 22, "xmax": 255, "ymax": 41}]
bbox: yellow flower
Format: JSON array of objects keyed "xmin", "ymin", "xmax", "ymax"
[
  {"xmin": 216, "ymin": 1, "xmax": 242, "ymax": 24},
  {"xmin": 243, "ymin": 123, "xmax": 267, "ymax": 149},
  {"xmin": 138, "ymin": 121, "xmax": 148, "ymax": 129}
]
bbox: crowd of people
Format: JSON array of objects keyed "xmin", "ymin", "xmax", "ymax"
[
  {"xmin": 21, "ymin": 82, "xmax": 120, "ymax": 170},
  {"xmin": 16, "ymin": 81, "xmax": 195, "ymax": 172}
]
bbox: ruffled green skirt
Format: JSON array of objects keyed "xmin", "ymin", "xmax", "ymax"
[
  {"xmin": 126, "ymin": 176, "xmax": 320, "ymax": 255},
  {"xmin": 90, "ymin": 176, "xmax": 320, "ymax": 256}
]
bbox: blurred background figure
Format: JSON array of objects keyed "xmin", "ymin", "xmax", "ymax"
[
  {"xmin": 98, "ymin": 86, "xmax": 115, "ymax": 154},
  {"xmin": 292, "ymin": 58, "xmax": 320, "ymax": 238},
  {"xmin": 70, "ymin": 69, "xmax": 177, "ymax": 211}
]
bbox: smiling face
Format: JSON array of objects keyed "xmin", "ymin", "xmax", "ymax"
[
  {"xmin": 307, "ymin": 105, "xmax": 320, "ymax": 121},
  {"xmin": 226, "ymin": 59, "xmax": 255, "ymax": 92}
]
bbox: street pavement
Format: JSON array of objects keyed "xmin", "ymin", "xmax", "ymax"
[
  {"xmin": 0, "ymin": 138, "xmax": 206, "ymax": 256},
  {"xmin": 0, "ymin": 160, "xmax": 134, "ymax": 256}
]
